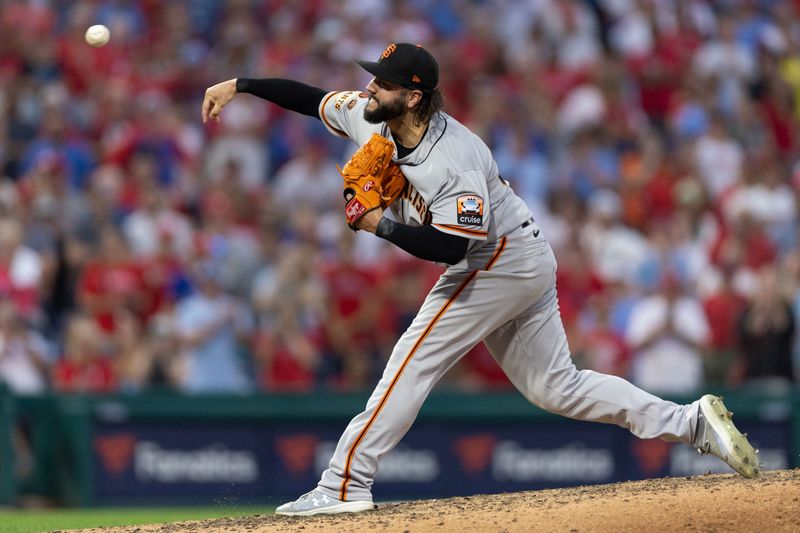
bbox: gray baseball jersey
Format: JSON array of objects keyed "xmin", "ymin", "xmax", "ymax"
[{"xmin": 315, "ymin": 90, "xmax": 701, "ymax": 502}]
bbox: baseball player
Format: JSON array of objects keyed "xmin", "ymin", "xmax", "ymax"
[{"xmin": 202, "ymin": 43, "xmax": 759, "ymax": 516}]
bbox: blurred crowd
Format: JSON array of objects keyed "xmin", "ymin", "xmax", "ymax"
[{"xmin": 0, "ymin": 0, "xmax": 799, "ymax": 398}]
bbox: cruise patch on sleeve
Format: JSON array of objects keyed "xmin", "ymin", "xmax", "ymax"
[{"xmin": 457, "ymin": 194, "xmax": 484, "ymax": 225}]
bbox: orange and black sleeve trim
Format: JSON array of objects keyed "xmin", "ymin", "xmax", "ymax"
[
  {"xmin": 319, "ymin": 91, "xmax": 350, "ymax": 137},
  {"xmin": 433, "ymin": 223, "xmax": 488, "ymax": 238}
]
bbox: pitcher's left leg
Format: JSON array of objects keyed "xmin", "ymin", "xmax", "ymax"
[
  {"xmin": 485, "ymin": 289, "xmax": 760, "ymax": 476},
  {"xmin": 485, "ymin": 288, "xmax": 697, "ymax": 442}
]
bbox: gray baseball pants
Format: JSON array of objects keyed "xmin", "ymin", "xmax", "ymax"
[{"xmin": 318, "ymin": 225, "xmax": 700, "ymax": 502}]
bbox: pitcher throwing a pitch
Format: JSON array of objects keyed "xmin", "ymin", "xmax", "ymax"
[{"xmin": 202, "ymin": 43, "xmax": 759, "ymax": 516}]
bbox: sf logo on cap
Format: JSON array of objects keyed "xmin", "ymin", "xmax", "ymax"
[{"xmin": 381, "ymin": 43, "xmax": 397, "ymax": 59}]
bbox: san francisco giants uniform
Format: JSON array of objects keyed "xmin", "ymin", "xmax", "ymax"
[{"xmin": 315, "ymin": 90, "xmax": 701, "ymax": 502}]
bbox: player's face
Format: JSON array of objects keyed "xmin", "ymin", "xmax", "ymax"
[{"xmin": 364, "ymin": 78, "xmax": 408, "ymax": 123}]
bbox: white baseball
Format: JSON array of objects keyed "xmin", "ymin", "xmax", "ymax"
[{"xmin": 85, "ymin": 24, "xmax": 110, "ymax": 47}]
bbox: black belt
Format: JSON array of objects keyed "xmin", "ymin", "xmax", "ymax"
[{"xmin": 521, "ymin": 217, "xmax": 535, "ymax": 229}]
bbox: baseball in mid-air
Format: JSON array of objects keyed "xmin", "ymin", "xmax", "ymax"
[{"xmin": 85, "ymin": 24, "xmax": 110, "ymax": 47}]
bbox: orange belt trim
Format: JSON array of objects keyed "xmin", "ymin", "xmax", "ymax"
[
  {"xmin": 338, "ymin": 236, "xmax": 507, "ymax": 501},
  {"xmin": 433, "ymin": 224, "xmax": 488, "ymax": 237},
  {"xmin": 320, "ymin": 91, "xmax": 349, "ymax": 138}
]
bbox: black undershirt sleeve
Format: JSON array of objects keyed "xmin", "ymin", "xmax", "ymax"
[
  {"xmin": 375, "ymin": 218, "xmax": 470, "ymax": 265},
  {"xmin": 235, "ymin": 78, "xmax": 327, "ymax": 119}
]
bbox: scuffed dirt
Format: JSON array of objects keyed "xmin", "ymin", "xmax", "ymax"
[{"xmin": 69, "ymin": 469, "xmax": 800, "ymax": 533}]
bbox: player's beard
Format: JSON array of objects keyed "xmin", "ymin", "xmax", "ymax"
[{"xmin": 364, "ymin": 95, "xmax": 405, "ymax": 124}]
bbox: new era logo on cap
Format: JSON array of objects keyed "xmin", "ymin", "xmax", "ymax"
[{"xmin": 357, "ymin": 43, "xmax": 439, "ymax": 92}]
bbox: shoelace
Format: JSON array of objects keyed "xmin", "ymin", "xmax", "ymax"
[{"xmin": 297, "ymin": 490, "xmax": 317, "ymax": 502}]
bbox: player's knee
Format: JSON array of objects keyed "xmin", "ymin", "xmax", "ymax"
[{"xmin": 533, "ymin": 364, "xmax": 581, "ymax": 411}]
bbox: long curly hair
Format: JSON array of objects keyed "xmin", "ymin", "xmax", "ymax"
[{"xmin": 411, "ymin": 88, "xmax": 444, "ymax": 126}]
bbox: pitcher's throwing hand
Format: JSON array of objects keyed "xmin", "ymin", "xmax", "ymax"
[{"xmin": 201, "ymin": 78, "xmax": 238, "ymax": 123}]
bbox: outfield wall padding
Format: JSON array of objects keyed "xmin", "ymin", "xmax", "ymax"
[{"xmin": 1, "ymin": 387, "xmax": 797, "ymax": 506}]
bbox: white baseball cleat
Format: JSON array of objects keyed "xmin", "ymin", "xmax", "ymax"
[
  {"xmin": 275, "ymin": 489, "xmax": 375, "ymax": 516},
  {"xmin": 694, "ymin": 394, "xmax": 760, "ymax": 478}
]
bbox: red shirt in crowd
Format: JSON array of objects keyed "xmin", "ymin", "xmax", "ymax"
[
  {"xmin": 321, "ymin": 260, "xmax": 381, "ymax": 348},
  {"xmin": 78, "ymin": 260, "xmax": 148, "ymax": 332},
  {"xmin": 52, "ymin": 356, "xmax": 117, "ymax": 393},
  {"xmin": 703, "ymin": 289, "xmax": 747, "ymax": 351}
]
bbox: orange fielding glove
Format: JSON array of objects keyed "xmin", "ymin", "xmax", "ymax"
[{"xmin": 339, "ymin": 133, "xmax": 407, "ymax": 229}]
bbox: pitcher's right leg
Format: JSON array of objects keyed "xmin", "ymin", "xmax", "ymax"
[{"xmin": 316, "ymin": 268, "xmax": 513, "ymax": 504}]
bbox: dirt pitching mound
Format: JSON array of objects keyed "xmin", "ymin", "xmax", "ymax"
[{"xmin": 76, "ymin": 469, "xmax": 800, "ymax": 533}]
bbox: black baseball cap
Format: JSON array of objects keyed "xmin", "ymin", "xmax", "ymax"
[{"xmin": 357, "ymin": 43, "xmax": 439, "ymax": 92}]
